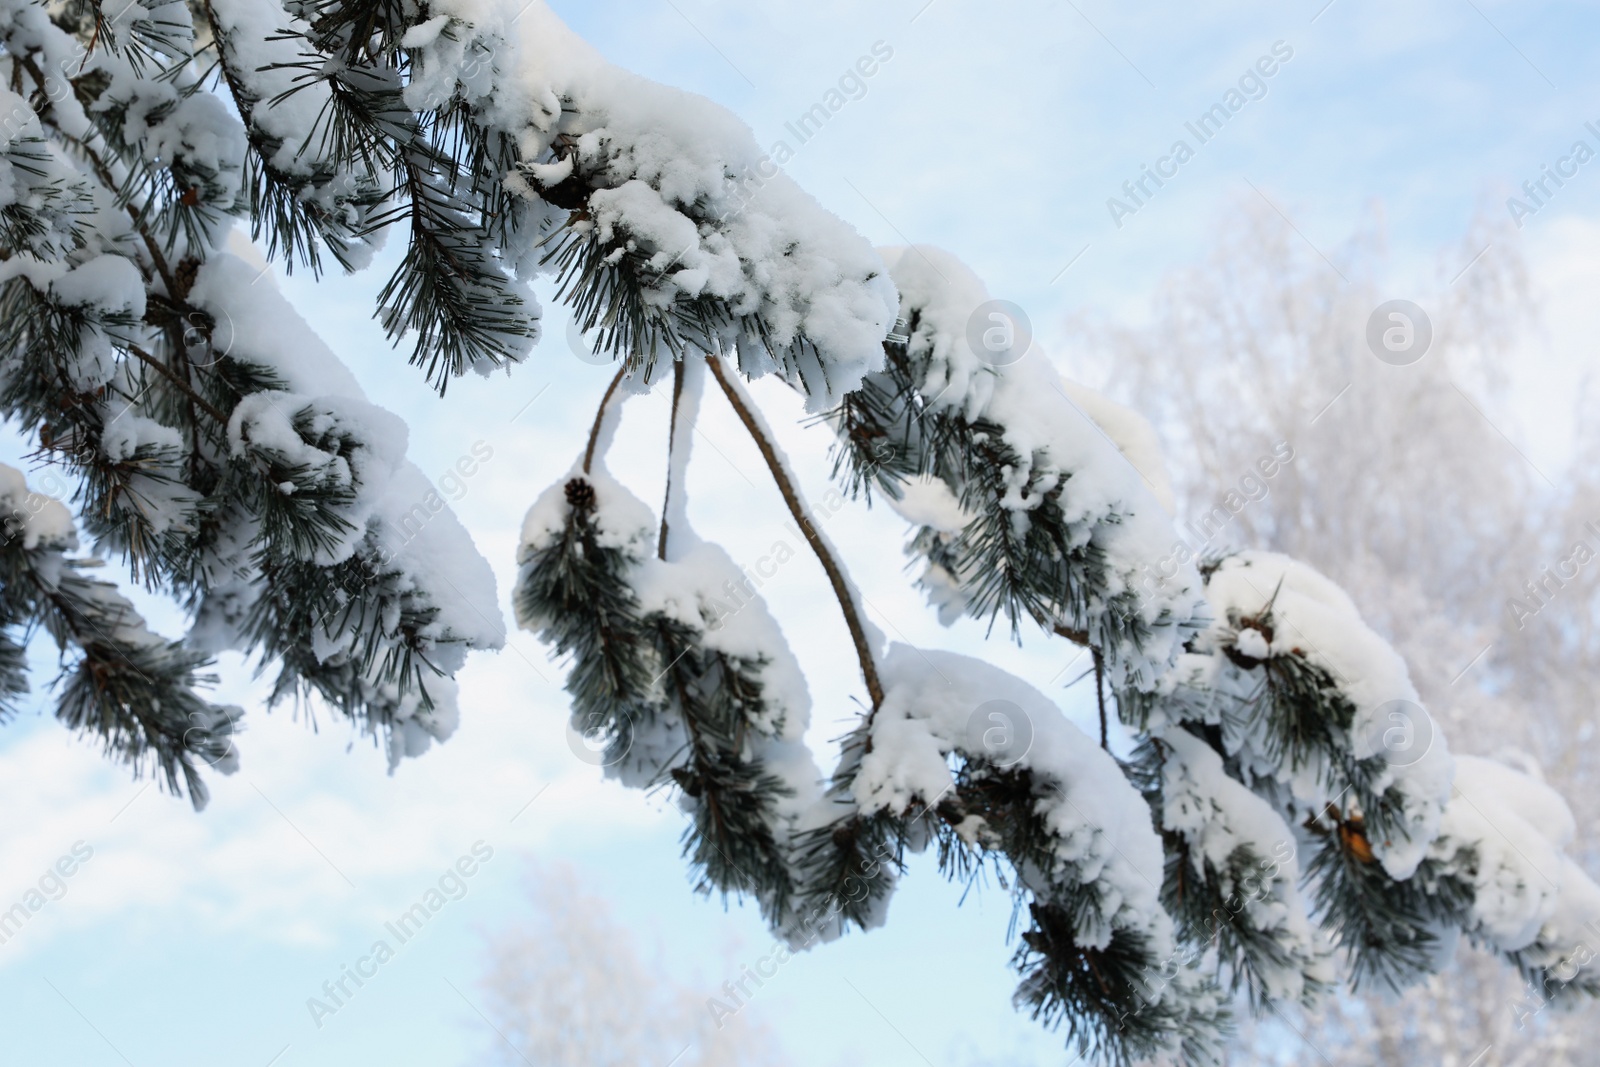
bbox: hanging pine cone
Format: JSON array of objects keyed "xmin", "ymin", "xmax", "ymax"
[{"xmin": 564, "ymin": 477, "xmax": 596, "ymax": 512}]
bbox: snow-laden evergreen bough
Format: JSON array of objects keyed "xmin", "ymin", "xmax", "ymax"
[
  {"xmin": 516, "ymin": 242, "xmax": 1600, "ymax": 1062},
  {"xmin": 1, "ymin": 0, "xmax": 1596, "ymax": 1060},
  {"xmin": 0, "ymin": 0, "xmax": 508, "ymax": 795}
]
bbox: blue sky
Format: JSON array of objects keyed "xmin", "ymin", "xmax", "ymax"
[{"xmin": 3, "ymin": 1, "xmax": 1598, "ymax": 1065}]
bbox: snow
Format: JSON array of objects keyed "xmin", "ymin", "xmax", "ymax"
[
  {"xmin": 916, "ymin": 561, "xmax": 969, "ymax": 627},
  {"xmin": 95, "ymin": 73, "xmax": 245, "ymax": 246},
  {"xmin": 1429, "ymin": 754, "xmax": 1600, "ymax": 983},
  {"xmin": 1145, "ymin": 551, "xmax": 1453, "ymax": 880},
  {"xmin": 400, "ymin": 13, "xmax": 452, "ymax": 49},
  {"xmin": 0, "ymin": 110, "xmax": 93, "ymax": 256},
  {"xmin": 884, "ymin": 475, "xmax": 969, "ymax": 533},
  {"xmin": 10, "ymin": 0, "xmax": 1584, "ymax": 1022},
  {"xmin": 193, "ymin": 244, "xmax": 501, "ymax": 641},
  {"xmin": 1160, "ymin": 729, "xmax": 1332, "ymax": 1002},
  {"xmin": 0, "ymin": 256, "xmax": 67, "ymax": 296},
  {"xmin": 0, "ymin": 1, "xmax": 101, "ymax": 144},
  {"xmin": 517, "ymin": 453, "xmax": 691, "ymax": 792},
  {"xmin": 377, "ymin": 673, "xmax": 461, "ymax": 770},
  {"xmin": 1232, "ymin": 625, "xmax": 1271, "ymax": 661},
  {"xmin": 517, "ymin": 370, "xmax": 822, "ymax": 818},
  {"xmin": 1057, "ymin": 377, "xmax": 1178, "ymax": 516},
  {"xmin": 633, "ymin": 539, "xmax": 814, "ymax": 747},
  {"xmin": 402, "ymin": 0, "xmax": 897, "ymax": 407},
  {"xmin": 859, "ymin": 645, "xmax": 1170, "ymax": 952},
  {"xmin": 850, "ymin": 644, "xmax": 1232, "ymax": 1053},
  {"xmin": 1433, "ymin": 755, "xmax": 1563, "ymax": 951},
  {"xmin": 48, "ymin": 255, "xmax": 147, "ymax": 316},
  {"xmin": 0, "ymin": 467, "xmax": 244, "ymax": 799},
  {"xmin": 1452, "ymin": 752, "xmax": 1576, "ymax": 848},
  {"xmin": 520, "ymin": 462, "xmax": 657, "ymax": 560},
  {"xmin": 0, "ymin": 463, "xmax": 77, "ymax": 551},
  {"xmin": 1521, "ymin": 856, "xmax": 1600, "ymax": 989},
  {"xmin": 205, "ymin": 0, "xmax": 378, "ymax": 246},
  {"xmin": 226, "ymin": 390, "xmax": 409, "ymax": 567},
  {"xmin": 626, "ymin": 361, "xmax": 813, "ymax": 746},
  {"xmin": 43, "ymin": 255, "xmax": 146, "ymax": 390},
  {"xmin": 203, "ymin": 0, "xmax": 326, "ymax": 178},
  {"xmin": 185, "ymin": 244, "xmax": 505, "ymax": 757},
  {"xmin": 101, "ymin": 407, "xmax": 183, "ymax": 462},
  {"xmin": 879, "ymin": 245, "xmax": 1207, "ymax": 689}
]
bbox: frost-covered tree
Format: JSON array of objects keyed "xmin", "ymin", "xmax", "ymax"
[
  {"xmin": 477, "ymin": 860, "xmax": 791, "ymax": 1067},
  {"xmin": 1, "ymin": 0, "xmax": 1597, "ymax": 1064},
  {"xmin": 1086, "ymin": 200, "xmax": 1600, "ymax": 1064}
]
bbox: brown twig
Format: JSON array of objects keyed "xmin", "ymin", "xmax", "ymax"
[
  {"xmin": 1053, "ymin": 625, "xmax": 1108, "ymax": 746},
  {"xmin": 81, "ymin": 12, "xmax": 103, "ymax": 69},
  {"xmin": 658, "ymin": 359, "xmax": 685, "ymax": 561},
  {"xmin": 1092, "ymin": 648, "xmax": 1108, "ymax": 750},
  {"xmin": 1053, "ymin": 624, "xmax": 1089, "ymax": 646},
  {"xmin": 126, "ymin": 345, "xmax": 229, "ymax": 425},
  {"xmin": 705, "ymin": 355, "xmax": 884, "ymax": 709},
  {"xmin": 581, "ymin": 365, "xmax": 628, "ymax": 475}
]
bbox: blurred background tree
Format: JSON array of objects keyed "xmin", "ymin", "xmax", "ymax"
[
  {"xmin": 1077, "ymin": 198, "xmax": 1600, "ymax": 1065},
  {"xmin": 477, "ymin": 860, "xmax": 793, "ymax": 1067}
]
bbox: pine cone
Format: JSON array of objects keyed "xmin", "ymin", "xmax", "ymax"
[
  {"xmin": 670, "ymin": 765, "xmax": 702, "ymax": 797},
  {"xmin": 564, "ymin": 477, "xmax": 596, "ymax": 512},
  {"xmin": 174, "ymin": 256, "xmax": 202, "ymax": 300},
  {"xmin": 1338, "ymin": 816, "xmax": 1376, "ymax": 864}
]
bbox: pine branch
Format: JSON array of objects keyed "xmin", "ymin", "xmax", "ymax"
[
  {"xmin": 785, "ymin": 724, "xmax": 905, "ymax": 937},
  {"xmin": 938, "ymin": 760, "xmax": 1231, "ymax": 1066},
  {"xmin": 650, "ymin": 614, "xmax": 796, "ymax": 906},
  {"xmin": 0, "ymin": 473, "xmax": 236, "ymax": 808},
  {"xmin": 126, "ymin": 344, "xmax": 229, "ymax": 424},
  {"xmin": 31, "ymin": 79, "xmax": 179, "ymax": 296}
]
